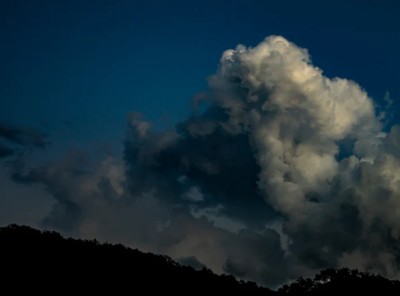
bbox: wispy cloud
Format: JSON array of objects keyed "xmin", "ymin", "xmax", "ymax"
[{"xmin": 0, "ymin": 122, "xmax": 49, "ymax": 158}]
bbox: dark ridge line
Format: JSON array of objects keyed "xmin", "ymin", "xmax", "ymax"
[{"xmin": 1, "ymin": 224, "xmax": 399, "ymax": 295}]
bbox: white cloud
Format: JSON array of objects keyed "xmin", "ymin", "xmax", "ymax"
[{"xmin": 208, "ymin": 35, "xmax": 400, "ymax": 279}]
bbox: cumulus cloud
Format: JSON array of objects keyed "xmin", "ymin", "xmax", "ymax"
[
  {"xmin": 206, "ymin": 35, "xmax": 400, "ymax": 280},
  {"xmin": 5, "ymin": 36, "xmax": 400, "ymax": 286}
]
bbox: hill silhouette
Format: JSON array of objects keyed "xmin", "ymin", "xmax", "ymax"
[
  {"xmin": 1, "ymin": 224, "xmax": 399, "ymax": 294},
  {"xmin": 0, "ymin": 224, "xmax": 270, "ymax": 294}
]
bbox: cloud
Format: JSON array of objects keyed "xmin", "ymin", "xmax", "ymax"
[
  {"xmin": 9, "ymin": 147, "xmax": 287, "ymax": 286},
  {"xmin": 0, "ymin": 122, "xmax": 48, "ymax": 148},
  {"xmin": 6, "ymin": 36, "xmax": 400, "ymax": 286},
  {"xmin": 0, "ymin": 165, "xmax": 54, "ymax": 227},
  {"xmin": 206, "ymin": 35, "xmax": 400, "ymax": 279},
  {"xmin": 182, "ymin": 186, "xmax": 204, "ymax": 202},
  {"xmin": 0, "ymin": 122, "xmax": 49, "ymax": 159}
]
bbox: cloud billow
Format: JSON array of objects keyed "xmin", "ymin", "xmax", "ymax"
[
  {"xmin": 204, "ymin": 36, "xmax": 400, "ymax": 279},
  {"xmin": 8, "ymin": 36, "xmax": 400, "ymax": 286}
]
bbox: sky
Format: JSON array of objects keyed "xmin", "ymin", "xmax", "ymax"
[{"xmin": 1, "ymin": 0, "xmax": 400, "ymax": 287}]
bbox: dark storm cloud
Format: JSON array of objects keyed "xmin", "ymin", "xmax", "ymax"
[
  {"xmin": 124, "ymin": 107, "xmax": 278, "ymax": 229},
  {"xmin": 9, "ymin": 111, "xmax": 287, "ymax": 286}
]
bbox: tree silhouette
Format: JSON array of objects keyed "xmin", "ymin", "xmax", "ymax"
[
  {"xmin": 0, "ymin": 224, "xmax": 270, "ymax": 294},
  {"xmin": 278, "ymin": 267, "xmax": 400, "ymax": 295},
  {"xmin": 1, "ymin": 224, "xmax": 399, "ymax": 295}
]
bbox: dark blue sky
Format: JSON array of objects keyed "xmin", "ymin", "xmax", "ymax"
[{"xmin": 1, "ymin": 0, "xmax": 399, "ymax": 150}]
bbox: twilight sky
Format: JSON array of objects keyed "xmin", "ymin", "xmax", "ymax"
[{"xmin": 1, "ymin": 0, "xmax": 400, "ymax": 287}]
